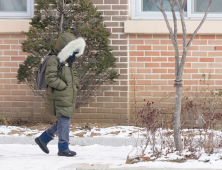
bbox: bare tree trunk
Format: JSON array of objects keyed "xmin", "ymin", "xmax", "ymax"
[
  {"xmin": 149, "ymin": 0, "xmax": 213, "ymax": 151},
  {"xmin": 174, "ymin": 82, "xmax": 182, "ymax": 150}
]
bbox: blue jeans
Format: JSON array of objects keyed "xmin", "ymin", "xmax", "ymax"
[{"xmin": 46, "ymin": 116, "xmax": 70, "ymax": 143}]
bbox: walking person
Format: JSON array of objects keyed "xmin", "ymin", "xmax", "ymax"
[{"xmin": 35, "ymin": 32, "xmax": 86, "ymax": 157}]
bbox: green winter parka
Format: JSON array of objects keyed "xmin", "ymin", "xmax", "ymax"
[{"xmin": 45, "ymin": 33, "xmax": 86, "ymax": 118}]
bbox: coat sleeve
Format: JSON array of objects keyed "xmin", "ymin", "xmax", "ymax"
[
  {"xmin": 72, "ymin": 63, "xmax": 79, "ymax": 88},
  {"xmin": 45, "ymin": 56, "xmax": 67, "ymax": 90}
]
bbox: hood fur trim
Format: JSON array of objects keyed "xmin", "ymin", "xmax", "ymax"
[{"xmin": 57, "ymin": 37, "xmax": 86, "ymax": 62}]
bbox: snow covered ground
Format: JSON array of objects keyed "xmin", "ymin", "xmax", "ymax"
[{"xmin": 1, "ymin": 125, "xmax": 222, "ymax": 170}]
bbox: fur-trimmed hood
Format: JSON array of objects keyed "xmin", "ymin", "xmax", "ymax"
[{"xmin": 56, "ymin": 33, "xmax": 86, "ymax": 63}]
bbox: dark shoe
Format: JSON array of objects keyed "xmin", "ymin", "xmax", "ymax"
[
  {"xmin": 35, "ymin": 137, "xmax": 49, "ymax": 154},
  {"xmin": 58, "ymin": 149, "xmax": 76, "ymax": 157}
]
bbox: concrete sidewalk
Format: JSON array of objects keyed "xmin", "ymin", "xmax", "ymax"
[{"xmin": 0, "ymin": 136, "xmax": 145, "ymax": 146}]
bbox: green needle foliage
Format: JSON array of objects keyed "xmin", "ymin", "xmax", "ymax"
[{"xmin": 17, "ymin": 0, "xmax": 119, "ymax": 107}]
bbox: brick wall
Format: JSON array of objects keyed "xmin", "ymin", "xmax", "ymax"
[
  {"xmin": 129, "ymin": 34, "xmax": 222, "ymax": 111},
  {"xmin": 2, "ymin": 0, "xmax": 221, "ymax": 125},
  {"xmin": 0, "ymin": 0, "xmax": 130, "ymax": 124},
  {"xmin": 0, "ymin": 34, "xmax": 35, "ymax": 118},
  {"xmin": 74, "ymin": 0, "xmax": 130, "ymax": 123}
]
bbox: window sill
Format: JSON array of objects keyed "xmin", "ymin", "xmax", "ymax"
[
  {"xmin": 0, "ymin": 19, "xmax": 31, "ymax": 33},
  {"xmin": 124, "ymin": 20, "xmax": 222, "ymax": 35}
]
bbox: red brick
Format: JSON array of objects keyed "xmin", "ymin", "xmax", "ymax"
[
  {"xmin": 208, "ymin": 63, "xmax": 222, "ymax": 68},
  {"xmin": 11, "ymin": 34, "xmax": 26, "ymax": 39},
  {"xmin": 12, "ymin": 102, "xmax": 27, "ymax": 107},
  {"xmin": 104, "ymin": 0, "xmax": 119, "ymax": 4},
  {"xmin": 4, "ymin": 96, "xmax": 20, "ymax": 101},
  {"xmin": 4, "ymin": 85, "xmax": 18, "ymax": 89},
  {"xmin": 160, "ymin": 40, "xmax": 172, "ymax": 44},
  {"xmin": 129, "ymin": 63, "xmax": 144, "ymax": 67},
  {"xmin": 4, "ymin": 40, "xmax": 18, "ymax": 44},
  {"xmin": 216, "ymin": 35, "xmax": 222, "ymax": 39},
  {"xmin": 137, "ymin": 46, "xmax": 151, "ymax": 50},
  {"xmin": 192, "ymin": 40, "xmax": 207, "ymax": 45},
  {"xmin": 192, "ymin": 63, "xmax": 207, "ymax": 68},
  {"xmin": 209, "ymin": 52, "xmax": 222, "ymax": 56},
  {"xmin": 129, "ymin": 46, "xmax": 136, "ymax": 50},
  {"xmin": 129, "ymin": 57, "xmax": 136, "ymax": 62},
  {"xmin": 168, "ymin": 69, "xmax": 175, "ymax": 73},
  {"xmin": 0, "ymin": 34, "xmax": 10, "ymax": 38},
  {"xmin": 199, "ymin": 46, "xmax": 214, "ymax": 51},
  {"xmin": 129, "ymin": 34, "xmax": 136, "ymax": 39},
  {"xmin": 145, "ymin": 86, "xmax": 159, "ymax": 91},
  {"xmin": 145, "ymin": 40, "xmax": 159, "ymax": 44},
  {"xmin": 145, "ymin": 75, "xmax": 160, "ymax": 79},
  {"xmin": 192, "ymin": 52, "xmax": 207, "ymax": 56},
  {"xmin": 0, "ymin": 79, "xmax": 10, "ymax": 84},
  {"xmin": 4, "ymin": 73, "xmax": 17, "ymax": 78},
  {"xmin": 112, "ymin": 28, "xmax": 124, "ymax": 33},
  {"xmin": 161, "ymin": 51, "xmax": 175, "ymax": 56},
  {"xmin": 161, "ymin": 86, "xmax": 174, "ymax": 91},
  {"xmin": 11, "ymin": 91, "xmax": 26, "ymax": 95},
  {"xmin": 200, "ymin": 58, "xmax": 214, "ymax": 62},
  {"xmin": 153, "ymin": 69, "xmax": 167, "ymax": 73},
  {"xmin": 11, "ymin": 45, "xmax": 22, "ymax": 50},
  {"xmin": 0, "ymin": 90, "xmax": 11, "ymax": 95},
  {"xmin": 153, "ymin": 35, "xmax": 169, "ymax": 39},
  {"xmin": 104, "ymin": 11, "xmax": 119, "ymax": 15},
  {"xmin": 120, "ymin": 11, "xmax": 128, "ymax": 15},
  {"xmin": 161, "ymin": 75, "xmax": 175, "ymax": 79},
  {"xmin": 145, "ymin": 63, "xmax": 159, "ymax": 67},
  {"xmin": 137, "ymin": 69, "xmax": 151, "ymax": 73},
  {"xmin": 152, "ymin": 57, "xmax": 167, "ymax": 62},
  {"xmin": 0, "ymin": 45, "xmax": 10, "ymax": 49},
  {"xmin": 185, "ymin": 57, "xmax": 199, "ymax": 62},
  {"xmin": 152, "ymin": 80, "xmax": 168, "ymax": 85},
  {"xmin": 96, "ymin": 5, "xmax": 111, "ymax": 10},
  {"xmin": 137, "ymin": 35, "xmax": 152, "ymax": 39},
  {"xmin": 137, "ymin": 57, "xmax": 151, "ymax": 62},
  {"xmin": 120, "ymin": 0, "xmax": 128, "ymax": 4},
  {"xmin": 129, "ymin": 40, "xmax": 144, "ymax": 44},
  {"xmin": 208, "ymin": 40, "xmax": 222, "ymax": 45},
  {"xmin": 112, "ymin": 5, "xmax": 128, "ymax": 10},
  {"xmin": 145, "ymin": 51, "xmax": 159, "ymax": 56},
  {"xmin": 200, "ymin": 35, "xmax": 215, "ymax": 39},
  {"xmin": 184, "ymin": 80, "xmax": 199, "ymax": 85},
  {"xmin": 4, "ymin": 51, "xmax": 18, "ymax": 55},
  {"xmin": 137, "ymin": 80, "xmax": 151, "ymax": 85},
  {"xmin": 153, "ymin": 46, "xmax": 167, "ymax": 50},
  {"xmin": 161, "ymin": 63, "xmax": 174, "ymax": 67},
  {"xmin": 4, "ymin": 62, "xmax": 18, "ymax": 67},
  {"xmin": 0, "ymin": 68, "xmax": 10, "ymax": 72},
  {"xmin": 11, "ymin": 56, "xmax": 26, "ymax": 61},
  {"xmin": 184, "ymin": 69, "xmax": 198, "ymax": 73},
  {"xmin": 112, "ymin": 16, "xmax": 128, "ymax": 21},
  {"xmin": 129, "ymin": 51, "xmax": 144, "ymax": 56}
]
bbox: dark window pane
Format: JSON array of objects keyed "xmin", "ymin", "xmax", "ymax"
[
  {"xmin": 142, "ymin": 0, "xmax": 187, "ymax": 12},
  {"xmin": 0, "ymin": 0, "xmax": 27, "ymax": 12},
  {"xmin": 194, "ymin": 0, "xmax": 222, "ymax": 13}
]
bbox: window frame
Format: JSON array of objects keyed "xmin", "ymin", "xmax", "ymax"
[
  {"xmin": 0, "ymin": 0, "xmax": 34, "ymax": 18},
  {"xmin": 131, "ymin": 0, "xmax": 221, "ymax": 19}
]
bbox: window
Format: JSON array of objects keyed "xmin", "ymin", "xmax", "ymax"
[
  {"xmin": 0, "ymin": 0, "xmax": 34, "ymax": 18},
  {"xmin": 131, "ymin": 0, "xmax": 222, "ymax": 19}
]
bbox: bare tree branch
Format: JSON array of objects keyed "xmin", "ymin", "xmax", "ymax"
[
  {"xmin": 149, "ymin": 0, "xmax": 162, "ymax": 11},
  {"xmin": 176, "ymin": 0, "xmax": 187, "ymax": 79},
  {"xmin": 187, "ymin": 0, "xmax": 213, "ymax": 48},
  {"xmin": 168, "ymin": 0, "xmax": 179, "ymax": 77}
]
